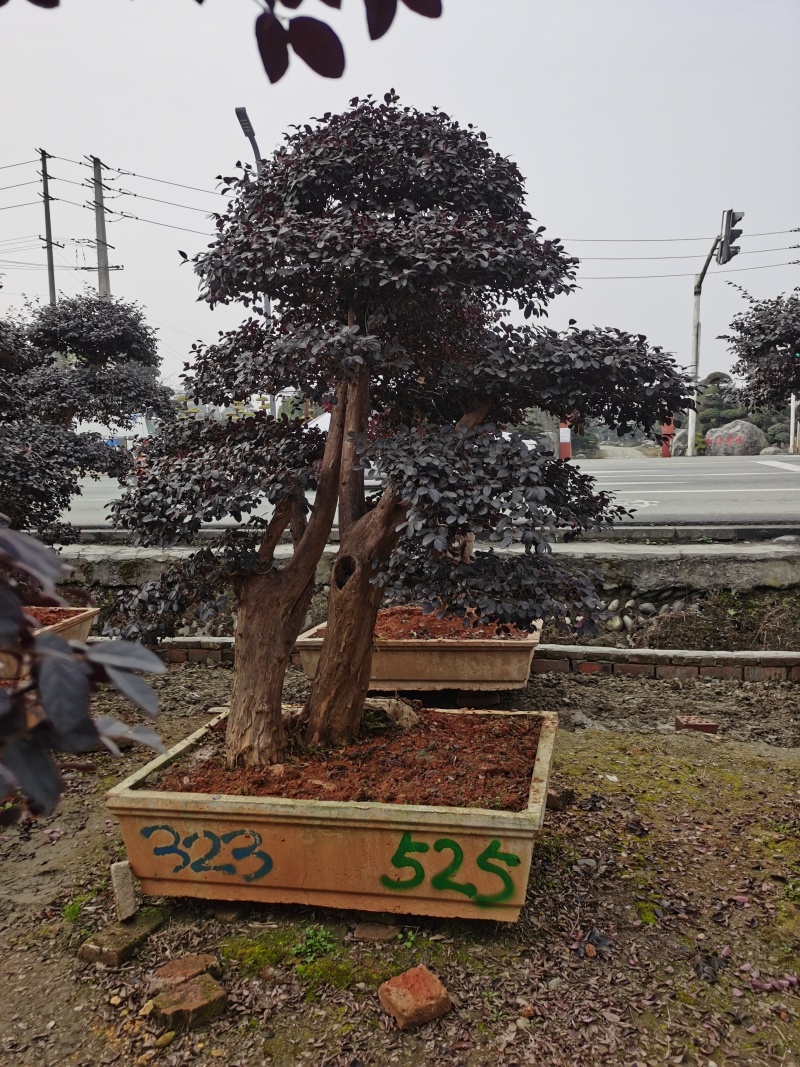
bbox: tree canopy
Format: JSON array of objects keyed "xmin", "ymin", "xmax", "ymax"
[
  {"xmin": 722, "ymin": 287, "xmax": 800, "ymax": 409},
  {"xmin": 112, "ymin": 94, "xmax": 691, "ymax": 765},
  {"xmin": 0, "ymin": 294, "xmax": 173, "ymax": 539}
]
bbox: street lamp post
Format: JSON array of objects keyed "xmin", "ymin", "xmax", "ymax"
[{"xmin": 235, "ymin": 107, "xmax": 276, "ymax": 417}]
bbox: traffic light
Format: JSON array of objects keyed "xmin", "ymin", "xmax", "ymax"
[{"xmin": 716, "ymin": 209, "xmax": 744, "ymax": 265}]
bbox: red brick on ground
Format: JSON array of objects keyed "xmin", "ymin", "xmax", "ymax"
[
  {"xmin": 530, "ymin": 658, "xmax": 570, "ymax": 673},
  {"xmin": 378, "ymin": 965, "xmax": 452, "ymax": 1030},
  {"xmin": 614, "ymin": 663, "xmax": 655, "ymax": 678},
  {"xmin": 657, "ymin": 665, "xmax": 700, "ymax": 680},
  {"xmin": 576, "ymin": 660, "xmax": 612, "ymax": 675},
  {"xmin": 153, "ymin": 972, "xmax": 227, "ymax": 1030},
  {"xmin": 675, "ymin": 715, "xmax": 719, "ymax": 734},
  {"xmin": 699, "ymin": 666, "xmax": 743, "ymax": 681},
  {"xmin": 151, "ymin": 953, "xmax": 220, "ymax": 991}
]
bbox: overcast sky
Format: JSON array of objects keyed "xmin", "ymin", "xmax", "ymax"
[{"xmin": 1, "ymin": 0, "xmax": 798, "ymax": 388}]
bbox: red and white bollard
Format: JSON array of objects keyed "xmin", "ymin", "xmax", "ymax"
[
  {"xmin": 660, "ymin": 419, "xmax": 675, "ymax": 458},
  {"xmin": 558, "ymin": 421, "xmax": 572, "ymax": 461}
]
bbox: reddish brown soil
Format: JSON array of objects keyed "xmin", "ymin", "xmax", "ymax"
[
  {"xmin": 158, "ymin": 711, "xmax": 543, "ymax": 811},
  {"xmin": 318, "ymin": 605, "xmax": 532, "ymax": 641},
  {"xmin": 25, "ymin": 606, "xmax": 84, "ymax": 628}
]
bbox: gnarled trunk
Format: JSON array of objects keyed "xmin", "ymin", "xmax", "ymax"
[
  {"xmin": 225, "ymin": 566, "xmax": 314, "ymax": 767},
  {"xmin": 304, "ymin": 490, "xmax": 406, "ymax": 746}
]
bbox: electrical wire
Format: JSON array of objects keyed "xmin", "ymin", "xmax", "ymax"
[
  {"xmin": 0, "ymin": 160, "xmax": 37, "ymax": 171},
  {"xmin": 579, "ymin": 245, "xmax": 798, "ymax": 261},
  {"xmin": 105, "ymin": 208, "xmax": 214, "ymax": 237},
  {"xmin": 563, "ymin": 228, "xmax": 799, "ymax": 243},
  {"xmin": 106, "ymin": 187, "xmax": 218, "ymax": 215},
  {"xmin": 0, "ymin": 201, "xmax": 40, "ymax": 211},
  {"xmin": 105, "ymin": 165, "xmax": 225, "ymax": 198},
  {"xmin": 0, "ymin": 180, "xmax": 39, "ymax": 193},
  {"xmin": 579, "ymin": 260, "xmax": 799, "ymax": 280}
]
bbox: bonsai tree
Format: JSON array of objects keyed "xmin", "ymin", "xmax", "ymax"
[
  {"xmin": 0, "ymin": 524, "xmax": 164, "ymax": 821},
  {"xmin": 111, "ymin": 94, "xmax": 691, "ymax": 768},
  {"xmin": 0, "ymin": 295, "xmax": 174, "ymax": 540},
  {"xmin": 722, "ymin": 286, "xmax": 800, "ymax": 408}
]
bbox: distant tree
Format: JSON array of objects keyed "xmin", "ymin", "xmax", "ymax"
[
  {"xmin": 0, "ymin": 295, "xmax": 174, "ymax": 540},
  {"xmin": 111, "ymin": 95, "xmax": 691, "ymax": 768},
  {"xmin": 722, "ymin": 286, "xmax": 800, "ymax": 409}
]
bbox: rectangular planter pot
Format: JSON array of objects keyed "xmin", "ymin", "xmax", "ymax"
[
  {"xmin": 0, "ymin": 606, "xmax": 100, "ymax": 680},
  {"xmin": 107, "ymin": 709, "xmax": 558, "ymax": 923},
  {"xmin": 296, "ymin": 621, "xmax": 542, "ymax": 691}
]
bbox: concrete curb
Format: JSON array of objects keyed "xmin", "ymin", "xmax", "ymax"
[{"xmin": 87, "ymin": 635, "xmax": 800, "ymax": 681}]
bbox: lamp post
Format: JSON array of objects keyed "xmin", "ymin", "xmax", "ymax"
[{"xmin": 235, "ymin": 107, "xmax": 276, "ymax": 417}]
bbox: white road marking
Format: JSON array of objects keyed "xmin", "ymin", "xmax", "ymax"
[
  {"xmin": 757, "ymin": 460, "xmax": 800, "ymax": 472},
  {"xmin": 613, "ymin": 487, "xmax": 800, "ymax": 495}
]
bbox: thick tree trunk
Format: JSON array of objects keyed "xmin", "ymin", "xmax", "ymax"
[
  {"xmin": 225, "ymin": 373, "xmax": 350, "ymax": 767},
  {"xmin": 304, "ymin": 490, "xmax": 406, "ymax": 746},
  {"xmin": 225, "ymin": 568, "xmax": 312, "ymax": 767}
]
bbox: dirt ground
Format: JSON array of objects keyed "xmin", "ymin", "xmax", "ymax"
[{"xmin": 1, "ymin": 662, "xmax": 798, "ymax": 1067}]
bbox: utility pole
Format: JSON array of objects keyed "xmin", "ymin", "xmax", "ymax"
[
  {"xmin": 685, "ymin": 238, "xmax": 718, "ymax": 456},
  {"xmin": 236, "ymin": 107, "xmax": 277, "ymax": 417},
  {"xmin": 686, "ymin": 209, "xmax": 744, "ymax": 457},
  {"xmin": 39, "ymin": 149, "xmax": 58, "ymax": 305},
  {"xmin": 91, "ymin": 156, "xmax": 111, "ymax": 298},
  {"xmin": 791, "ymin": 394, "xmax": 797, "ymax": 454}
]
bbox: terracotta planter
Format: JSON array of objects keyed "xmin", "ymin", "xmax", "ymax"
[
  {"xmin": 107, "ymin": 709, "xmax": 557, "ymax": 922},
  {"xmin": 296, "ymin": 619, "xmax": 542, "ymax": 691},
  {"xmin": 0, "ymin": 606, "xmax": 100, "ymax": 680}
]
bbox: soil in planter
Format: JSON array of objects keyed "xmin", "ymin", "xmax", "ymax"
[
  {"xmin": 317, "ymin": 605, "xmax": 531, "ymax": 641},
  {"xmin": 157, "ymin": 710, "xmax": 543, "ymax": 811},
  {"xmin": 24, "ymin": 606, "xmax": 84, "ymax": 628}
]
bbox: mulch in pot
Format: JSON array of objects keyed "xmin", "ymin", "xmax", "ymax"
[
  {"xmin": 157, "ymin": 710, "xmax": 543, "ymax": 812},
  {"xmin": 318, "ymin": 606, "xmax": 532, "ymax": 642},
  {"xmin": 24, "ymin": 606, "xmax": 85, "ymax": 628}
]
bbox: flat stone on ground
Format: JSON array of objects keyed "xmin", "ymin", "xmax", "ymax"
[
  {"xmin": 378, "ymin": 965, "xmax": 452, "ymax": 1030},
  {"xmin": 675, "ymin": 715, "xmax": 719, "ymax": 734},
  {"xmin": 151, "ymin": 953, "xmax": 220, "ymax": 991},
  {"xmin": 78, "ymin": 908, "xmax": 164, "ymax": 966},
  {"xmin": 153, "ymin": 972, "xmax": 227, "ymax": 1030},
  {"xmin": 353, "ymin": 922, "xmax": 398, "ymax": 942}
]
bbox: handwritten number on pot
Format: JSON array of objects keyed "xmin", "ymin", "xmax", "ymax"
[
  {"xmin": 139, "ymin": 824, "xmax": 273, "ymax": 882},
  {"xmin": 431, "ymin": 838, "xmax": 477, "ymax": 898},
  {"xmin": 140, "ymin": 824, "xmax": 191, "ymax": 873},
  {"xmin": 381, "ymin": 832, "xmax": 521, "ymax": 903},
  {"xmin": 380, "ymin": 830, "xmax": 429, "ymax": 890}
]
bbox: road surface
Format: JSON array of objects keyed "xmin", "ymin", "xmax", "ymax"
[{"xmin": 60, "ymin": 453, "xmax": 800, "ymax": 528}]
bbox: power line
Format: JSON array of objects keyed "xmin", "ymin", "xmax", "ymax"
[
  {"xmin": 106, "ymin": 208, "xmax": 214, "ymax": 237},
  {"xmin": 0, "ymin": 159, "xmax": 37, "ymax": 172},
  {"xmin": 563, "ymin": 228, "xmax": 799, "ymax": 243},
  {"xmin": 108, "ymin": 186, "xmax": 218, "ymax": 215},
  {"xmin": 579, "ymin": 260, "xmax": 799, "ymax": 280},
  {"xmin": 579, "ymin": 245, "xmax": 798, "ymax": 261},
  {"xmin": 104, "ymin": 164, "xmax": 225, "ymax": 198},
  {"xmin": 0, "ymin": 179, "xmax": 40, "ymax": 193},
  {"xmin": 0, "ymin": 200, "xmax": 40, "ymax": 211}
]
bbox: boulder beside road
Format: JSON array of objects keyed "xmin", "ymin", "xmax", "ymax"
[{"xmin": 705, "ymin": 419, "xmax": 768, "ymax": 456}]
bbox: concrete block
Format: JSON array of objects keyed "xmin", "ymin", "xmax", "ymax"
[
  {"xmin": 78, "ymin": 908, "xmax": 164, "ymax": 966},
  {"xmin": 613, "ymin": 663, "xmax": 655, "ymax": 678},
  {"xmin": 153, "ymin": 973, "xmax": 227, "ymax": 1030},
  {"xmin": 378, "ymin": 965, "xmax": 452, "ymax": 1030},
  {"xmin": 110, "ymin": 860, "xmax": 139, "ymax": 921},
  {"xmin": 655, "ymin": 665, "xmax": 699, "ymax": 680}
]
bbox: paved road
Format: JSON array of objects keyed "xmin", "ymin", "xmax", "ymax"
[
  {"xmin": 575, "ymin": 453, "xmax": 800, "ymax": 524},
  {"xmin": 61, "ymin": 453, "xmax": 800, "ymax": 528}
]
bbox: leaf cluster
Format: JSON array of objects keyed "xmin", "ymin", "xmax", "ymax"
[
  {"xmin": 0, "ymin": 525, "xmax": 164, "ymax": 820},
  {"xmin": 721, "ymin": 287, "xmax": 800, "ymax": 408}
]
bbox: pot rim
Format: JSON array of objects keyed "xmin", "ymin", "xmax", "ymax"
[{"xmin": 107, "ymin": 708, "xmax": 558, "ymax": 833}]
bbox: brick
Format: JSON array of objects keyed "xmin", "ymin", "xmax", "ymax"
[
  {"xmin": 78, "ymin": 908, "xmax": 164, "ymax": 966},
  {"xmin": 613, "ymin": 663, "xmax": 655, "ymax": 678},
  {"xmin": 110, "ymin": 860, "xmax": 139, "ymax": 921},
  {"xmin": 576, "ymin": 660, "xmax": 612, "ymax": 675},
  {"xmin": 353, "ymin": 922, "xmax": 398, "ymax": 943},
  {"xmin": 530, "ymin": 658, "xmax": 570, "ymax": 674},
  {"xmin": 204, "ymin": 650, "xmax": 222, "ymax": 663},
  {"xmin": 165, "ymin": 649, "xmax": 187, "ymax": 663},
  {"xmin": 153, "ymin": 972, "xmax": 227, "ymax": 1030},
  {"xmin": 655, "ymin": 665, "xmax": 699, "ymax": 680},
  {"xmin": 675, "ymin": 715, "xmax": 719, "ymax": 734},
  {"xmin": 221, "ymin": 650, "xmax": 235, "ymax": 665},
  {"xmin": 151, "ymin": 953, "xmax": 220, "ymax": 992},
  {"xmin": 790, "ymin": 666, "xmax": 800, "ymax": 683},
  {"xmin": 744, "ymin": 666, "xmax": 787, "ymax": 682},
  {"xmin": 546, "ymin": 787, "xmax": 575, "ymax": 811},
  {"xmin": 378, "ymin": 965, "xmax": 452, "ymax": 1030},
  {"xmin": 290, "ymin": 654, "xmax": 302, "ymax": 666},
  {"xmin": 699, "ymin": 666, "xmax": 743, "ymax": 681},
  {"xmin": 187, "ymin": 649, "xmax": 208, "ymax": 662}
]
